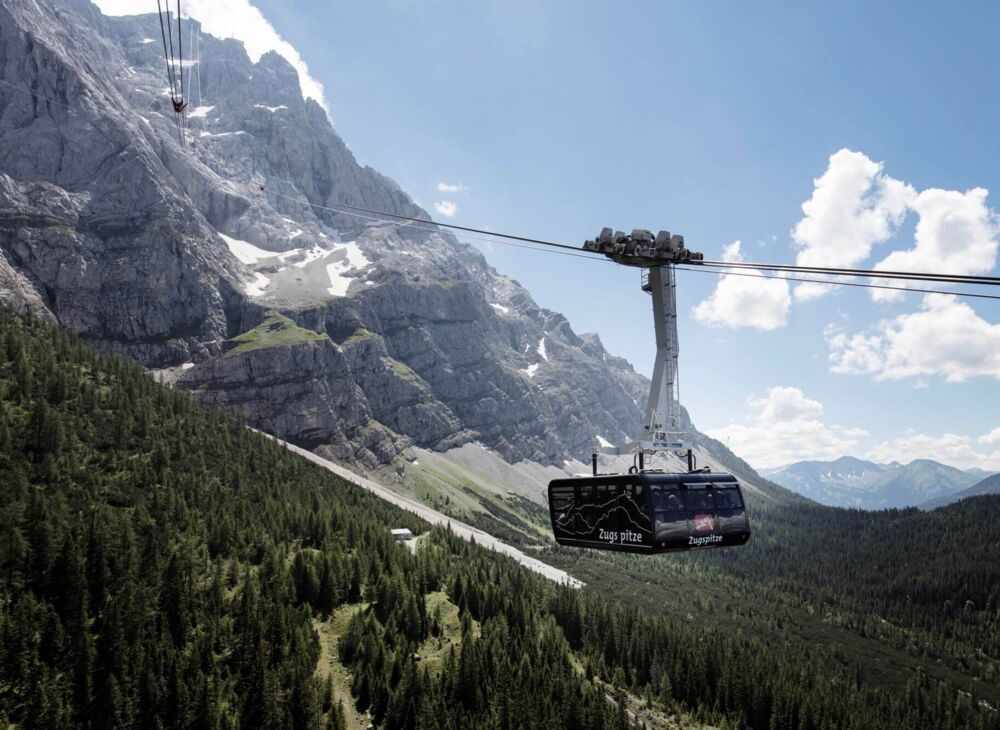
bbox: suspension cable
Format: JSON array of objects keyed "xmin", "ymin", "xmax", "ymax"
[
  {"xmin": 260, "ymin": 184, "xmax": 1000, "ymax": 292},
  {"xmin": 700, "ymin": 259, "xmax": 1000, "ymax": 286},
  {"xmin": 675, "ymin": 267, "xmax": 1000, "ymax": 302},
  {"xmin": 176, "ymin": 0, "xmax": 184, "ymax": 106},
  {"xmin": 260, "ymin": 187, "xmax": 604, "ymax": 261},
  {"xmin": 163, "ymin": 1, "xmax": 177, "ymax": 100},
  {"xmin": 156, "ymin": 0, "xmax": 176, "ymax": 100},
  {"xmin": 155, "ymin": 0, "xmax": 186, "ymax": 145},
  {"xmin": 260, "ymin": 185, "xmax": 596, "ymax": 254}
]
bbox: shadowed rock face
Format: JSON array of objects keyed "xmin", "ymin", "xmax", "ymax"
[
  {"xmin": 0, "ymin": 0, "xmax": 652, "ymax": 467},
  {"xmin": 175, "ymin": 337, "xmax": 404, "ymax": 468},
  {"xmin": 0, "ymin": 0, "xmax": 247, "ymax": 364}
]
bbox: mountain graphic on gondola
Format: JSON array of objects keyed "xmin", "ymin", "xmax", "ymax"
[{"xmin": 553, "ymin": 492, "xmax": 652, "ymax": 537}]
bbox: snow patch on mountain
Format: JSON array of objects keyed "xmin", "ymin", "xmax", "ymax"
[
  {"xmin": 244, "ymin": 272, "xmax": 270, "ymax": 297},
  {"xmin": 221, "ymin": 234, "xmax": 279, "ymax": 265},
  {"xmin": 324, "ymin": 242, "xmax": 369, "ymax": 297},
  {"xmin": 199, "ymin": 130, "xmax": 249, "ymax": 139},
  {"xmin": 292, "ymin": 246, "xmax": 332, "ymax": 269}
]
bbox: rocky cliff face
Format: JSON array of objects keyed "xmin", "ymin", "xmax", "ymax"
[
  {"xmin": 0, "ymin": 0, "xmax": 661, "ymax": 469},
  {"xmin": 0, "ymin": 0, "xmax": 249, "ymax": 364}
]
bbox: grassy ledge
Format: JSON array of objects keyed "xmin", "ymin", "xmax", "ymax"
[
  {"xmin": 227, "ymin": 310, "xmax": 328, "ymax": 355},
  {"xmin": 385, "ymin": 356, "xmax": 420, "ymax": 381},
  {"xmin": 342, "ymin": 327, "xmax": 376, "ymax": 346}
]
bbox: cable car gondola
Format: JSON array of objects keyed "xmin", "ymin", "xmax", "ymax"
[
  {"xmin": 548, "ymin": 471, "xmax": 750, "ymax": 553},
  {"xmin": 547, "ymin": 227, "xmax": 750, "ymax": 553}
]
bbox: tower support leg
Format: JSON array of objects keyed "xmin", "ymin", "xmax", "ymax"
[{"xmin": 642, "ymin": 264, "xmax": 682, "ymax": 448}]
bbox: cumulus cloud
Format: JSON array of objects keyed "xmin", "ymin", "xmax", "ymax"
[
  {"xmin": 791, "ymin": 149, "xmax": 915, "ymax": 301},
  {"xmin": 437, "ymin": 182, "xmax": 464, "ymax": 193},
  {"xmin": 865, "ymin": 429, "xmax": 1000, "ymax": 471},
  {"xmin": 705, "ymin": 386, "xmax": 866, "ymax": 469},
  {"xmin": 827, "ymin": 294, "xmax": 1000, "ymax": 382},
  {"xmin": 92, "ymin": 0, "xmax": 326, "ymax": 108},
  {"xmin": 870, "ymin": 187, "xmax": 999, "ymax": 302},
  {"xmin": 979, "ymin": 427, "xmax": 1000, "ymax": 448},
  {"xmin": 749, "ymin": 386, "xmax": 823, "ymax": 422},
  {"xmin": 433, "ymin": 201, "xmax": 457, "ymax": 218},
  {"xmin": 692, "ymin": 241, "xmax": 791, "ymax": 330},
  {"xmin": 708, "ymin": 387, "xmax": 1000, "ymax": 471}
]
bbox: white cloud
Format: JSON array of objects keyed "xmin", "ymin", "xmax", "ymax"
[
  {"xmin": 827, "ymin": 294, "xmax": 1000, "ymax": 382},
  {"xmin": 865, "ymin": 430, "xmax": 1000, "ymax": 471},
  {"xmin": 749, "ymin": 386, "xmax": 823, "ymax": 422},
  {"xmin": 708, "ymin": 387, "xmax": 1000, "ymax": 471},
  {"xmin": 706, "ymin": 386, "xmax": 866, "ymax": 469},
  {"xmin": 790, "ymin": 149, "xmax": 999, "ymax": 304},
  {"xmin": 792, "ymin": 149, "xmax": 915, "ymax": 301},
  {"xmin": 870, "ymin": 187, "xmax": 999, "ymax": 302},
  {"xmin": 434, "ymin": 201, "xmax": 457, "ymax": 218},
  {"xmin": 437, "ymin": 182, "xmax": 464, "ymax": 193},
  {"xmin": 92, "ymin": 0, "xmax": 326, "ymax": 108},
  {"xmin": 978, "ymin": 427, "xmax": 1000, "ymax": 448},
  {"xmin": 693, "ymin": 241, "xmax": 791, "ymax": 330}
]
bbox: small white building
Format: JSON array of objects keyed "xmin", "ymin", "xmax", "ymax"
[{"xmin": 390, "ymin": 528, "xmax": 414, "ymax": 541}]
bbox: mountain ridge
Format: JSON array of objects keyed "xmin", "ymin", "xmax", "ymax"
[
  {"xmin": 920, "ymin": 471, "xmax": 1000, "ymax": 510},
  {"xmin": 762, "ymin": 456, "xmax": 983, "ymax": 509}
]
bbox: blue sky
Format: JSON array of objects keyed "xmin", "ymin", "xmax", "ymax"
[{"xmin": 100, "ymin": 0, "xmax": 1000, "ymax": 470}]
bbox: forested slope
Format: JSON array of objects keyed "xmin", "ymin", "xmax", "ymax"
[
  {"xmin": 543, "ymin": 489, "xmax": 1000, "ymax": 727},
  {"xmin": 1, "ymin": 306, "xmax": 998, "ymax": 729},
  {"xmin": 0, "ymin": 308, "xmax": 623, "ymax": 729}
]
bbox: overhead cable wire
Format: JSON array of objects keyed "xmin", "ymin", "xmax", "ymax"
[
  {"xmin": 3, "ymin": 71, "xmax": 995, "ymax": 290},
  {"xmin": 262, "ymin": 186, "xmax": 1000, "ymax": 300},
  {"xmin": 157, "ymin": 0, "xmax": 177, "ymax": 100},
  {"xmin": 155, "ymin": 0, "xmax": 185, "ymax": 146},
  {"xmin": 165, "ymin": 3, "xmax": 178, "ymax": 99},
  {"xmin": 260, "ymin": 185, "xmax": 1000, "ymax": 288},
  {"xmin": 675, "ymin": 266, "xmax": 1000, "ymax": 302},
  {"xmin": 0, "ymin": 77, "xmax": 77, "ymax": 112},
  {"xmin": 700, "ymin": 259, "xmax": 1000, "ymax": 286},
  {"xmin": 176, "ymin": 0, "xmax": 184, "ymax": 106},
  {"xmin": 187, "ymin": 22, "xmax": 202, "ymax": 108},
  {"xmin": 263, "ymin": 188, "xmax": 606, "ymax": 261},
  {"xmin": 177, "ymin": 0, "xmax": 187, "ymax": 146},
  {"xmin": 260, "ymin": 185, "xmax": 595, "ymax": 254},
  {"xmin": 0, "ymin": 80, "xmax": 160, "ymax": 182}
]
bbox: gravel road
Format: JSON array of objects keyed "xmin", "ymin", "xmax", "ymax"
[{"xmin": 271, "ymin": 435, "xmax": 584, "ymax": 588}]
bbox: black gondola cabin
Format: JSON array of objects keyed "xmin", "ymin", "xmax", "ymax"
[{"xmin": 548, "ymin": 472, "xmax": 750, "ymax": 553}]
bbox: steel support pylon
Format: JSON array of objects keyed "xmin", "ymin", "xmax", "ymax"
[{"xmin": 642, "ymin": 264, "xmax": 683, "ymax": 449}]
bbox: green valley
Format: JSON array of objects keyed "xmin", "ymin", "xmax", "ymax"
[{"xmin": 2, "ymin": 307, "xmax": 999, "ymax": 729}]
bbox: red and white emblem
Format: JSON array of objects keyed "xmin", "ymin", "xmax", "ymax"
[{"xmin": 693, "ymin": 514, "xmax": 716, "ymax": 533}]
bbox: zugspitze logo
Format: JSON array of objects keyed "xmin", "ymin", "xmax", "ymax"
[{"xmin": 693, "ymin": 514, "xmax": 715, "ymax": 533}]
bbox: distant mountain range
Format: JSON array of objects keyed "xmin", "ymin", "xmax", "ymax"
[
  {"xmin": 919, "ymin": 472, "xmax": 1000, "ymax": 510},
  {"xmin": 761, "ymin": 456, "xmax": 995, "ymax": 510}
]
